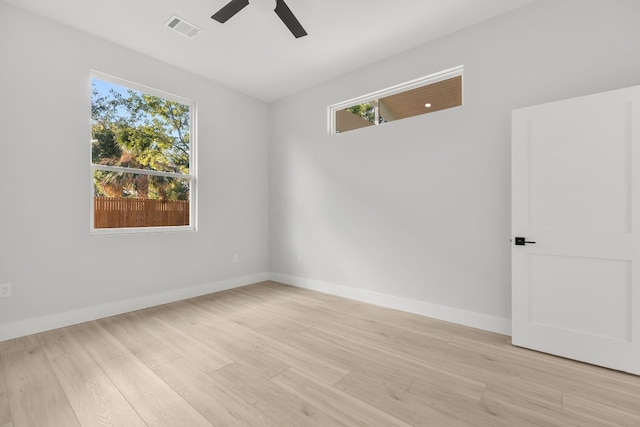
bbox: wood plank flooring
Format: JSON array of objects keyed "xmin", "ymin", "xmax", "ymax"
[{"xmin": 1, "ymin": 281, "xmax": 639, "ymax": 426}]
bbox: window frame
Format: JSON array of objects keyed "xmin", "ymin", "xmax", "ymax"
[
  {"xmin": 89, "ymin": 71, "xmax": 197, "ymax": 235},
  {"xmin": 328, "ymin": 65, "xmax": 463, "ymax": 134}
]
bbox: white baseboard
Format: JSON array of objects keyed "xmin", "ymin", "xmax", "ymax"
[
  {"xmin": 0, "ymin": 272, "xmax": 270, "ymax": 342},
  {"xmin": 0, "ymin": 271, "xmax": 511, "ymax": 342},
  {"xmin": 270, "ymin": 273, "xmax": 511, "ymax": 336}
]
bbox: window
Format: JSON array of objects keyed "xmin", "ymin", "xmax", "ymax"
[
  {"xmin": 329, "ymin": 65, "xmax": 463, "ymax": 134},
  {"xmin": 90, "ymin": 72, "xmax": 196, "ymax": 233}
]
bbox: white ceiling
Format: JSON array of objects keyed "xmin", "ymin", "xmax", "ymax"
[{"xmin": 4, "ymin": 0, "xmax": 537, "ymax": 102}]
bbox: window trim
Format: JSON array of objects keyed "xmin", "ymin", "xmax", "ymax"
[
  {"xmin": 328, "ymin": 65, "xmax": 463, "ymax": 134},
  {"xmin": 89, "ymin": 70, "xmax": 197, "ymax": 235}
]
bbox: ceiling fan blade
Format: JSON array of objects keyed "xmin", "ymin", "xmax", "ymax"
[
  {"xmin": 274, "ymin": 0, "xmax": 307, "ymax": 38},
  {"xmin": 211, "ymin": 0, "xmax": 249, "ymax": 23}
]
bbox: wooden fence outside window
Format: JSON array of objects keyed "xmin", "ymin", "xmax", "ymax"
[{"xmin": 94, "ymin": 197, "xmax": 189, "ymax": 228}]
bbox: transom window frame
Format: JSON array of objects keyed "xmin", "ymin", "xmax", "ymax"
[
  {"xmin": 89, "ymin": 70, "xmax": 198, "ymax": 235},
  {"xmin": 328, "ymin": 65, "xmax": 463, "ymax": 135}
]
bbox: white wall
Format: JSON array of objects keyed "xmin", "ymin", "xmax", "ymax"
[
  {"xmin": 269, "ymin": 0, "xmax": 640, "ymax": 333},
  {"xmin": 0, "ymin": 3, "xmax": 270, "ymax": 340},
  {"xmin": 3, "ymin": 0, "xmax": 640, "ymax": 341}
]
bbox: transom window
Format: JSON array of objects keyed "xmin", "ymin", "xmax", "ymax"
[
  {"xmin": 90, "ymin": 72, "xmax": 196, "ymax": 233},
  {"xmin": 329, "ymin": 65, "xmax": 463, "ymax": 134}
]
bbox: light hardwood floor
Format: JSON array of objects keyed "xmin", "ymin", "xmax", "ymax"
[{"xmin": 1, "ymin": 281, "xmax": 639, "ymax": 426}]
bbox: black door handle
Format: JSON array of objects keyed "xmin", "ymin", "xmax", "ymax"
[{"xmin": 514, "ymin": 237, "xmax": 536, "ymax": 246}]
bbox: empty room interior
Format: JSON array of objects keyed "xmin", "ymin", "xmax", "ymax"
[{"xmin": 1, "ymin": 0, "xmax": 640, "ymax": 425}]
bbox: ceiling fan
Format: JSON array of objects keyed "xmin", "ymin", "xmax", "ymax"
[{"xmin": 211, "ymin": 0, "xmax": 307, "ymax": 38}]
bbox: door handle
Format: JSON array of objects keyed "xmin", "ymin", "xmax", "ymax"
[{"xmin": 514, "ymin": 237, "xmax": 536, "ymax": 246}]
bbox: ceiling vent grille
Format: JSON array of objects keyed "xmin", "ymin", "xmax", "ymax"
[{"xmin": 166, "ymin": 15, "xmax": 201, "ymax": 38}]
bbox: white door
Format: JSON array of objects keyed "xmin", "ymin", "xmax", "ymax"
[{"xmin": 512, "ymin": 85, "xmax": 640, "ymax": 375}]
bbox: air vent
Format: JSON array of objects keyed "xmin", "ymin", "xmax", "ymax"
[{"xmin": 166, "ymin": 15, "xmax": 201, "ymax": 39}]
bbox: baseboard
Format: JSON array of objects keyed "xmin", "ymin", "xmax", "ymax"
[
  {"xmin": 0, "ymin": 272, "xmax": 270, "ymax": 342},
  {"xmin": 0, "ymin": 271, "xmax": 511, "ymax": 342},
  {"xmin": 270, "ymin": 273, "xmax": 511, "ymax": 336}
]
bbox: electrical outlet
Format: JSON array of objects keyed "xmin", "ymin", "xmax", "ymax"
[
  {"xmin": 233, "ymin": 254, "xmax": 239, "ymax": 264},
  {"xmin": 296, "ymin": 253, "xmax": 303, "ymax": 263},
  {"xmin": 0, "ymin": 283, "xmax": 11, "ymax": 298}
]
